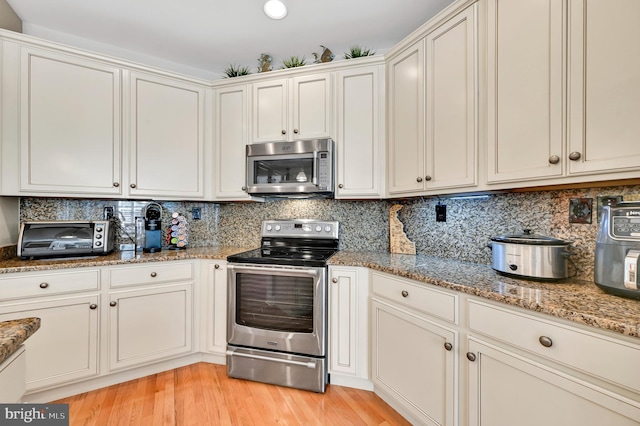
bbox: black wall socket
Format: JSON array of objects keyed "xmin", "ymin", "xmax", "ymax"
[{"xmin": 436, "ymin": 204, "xmax": 447, "ymax": 222}]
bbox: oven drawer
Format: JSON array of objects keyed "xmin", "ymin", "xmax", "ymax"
[{"xmin": 226, "ymin": 345, "xmax": 326, "ymax": 393}]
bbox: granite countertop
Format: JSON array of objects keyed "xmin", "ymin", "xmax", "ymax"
[
  {"xmin": 329, "ymin": 251, "xmax": 640, "ymax": 340},
  {"xmin": 0, "ymin": 317, "xmax": 41, "ymax": 364}
]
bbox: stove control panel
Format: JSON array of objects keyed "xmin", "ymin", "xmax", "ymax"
[{"xmin": 262, "ymin": 219, "xmax": 339, "ymax": 239}]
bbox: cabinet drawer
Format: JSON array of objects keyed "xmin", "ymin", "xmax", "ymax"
[
  {"xmin": 109, "ymin": 262, "xmax": 193, "ymax": 288},
  {"xmin": 468, "ymin": 299, "xmax": 640, "ymax": 394},
  {"xmin": 0, "ymin": 269, "xmax": 100, "ymax": 300},
  {"xmin": 371, "ymin": 272, "xmax": 457, "ymax": 323}
]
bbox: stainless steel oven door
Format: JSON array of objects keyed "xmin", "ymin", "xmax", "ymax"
[{"xmin": 227, "ymin": 263, "xmax": 327, "ymax": 357}]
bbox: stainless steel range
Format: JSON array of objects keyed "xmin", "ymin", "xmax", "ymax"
[{"xmin": 226, "ymin": 219, "xmax": 339, "ymax": 393}]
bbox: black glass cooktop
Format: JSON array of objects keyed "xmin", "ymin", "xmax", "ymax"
[{"xmin": 228, "ymin": 240, "xmax": 338, "ymax": 267}]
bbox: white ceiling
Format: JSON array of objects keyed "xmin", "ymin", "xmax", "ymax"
[{"xmin": 7, "ymin": 0, "xmax": 455, "ymax": 80}]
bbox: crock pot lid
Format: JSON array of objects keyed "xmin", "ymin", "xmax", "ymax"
[{"xmin": 490, "ymin": 230, "xmax": 570, "ymax": 245}]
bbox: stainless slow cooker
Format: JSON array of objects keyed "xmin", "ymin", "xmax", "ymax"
[{"xmin": 489, "ymin": 230, "xmax": 573, "ymax": 280}]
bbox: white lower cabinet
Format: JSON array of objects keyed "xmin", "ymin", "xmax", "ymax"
[
  {"xmin": 371, "ymin": 272, "xmax": 458, "ymax": 426},
  {"xmin": 202, "ymin": 260, "xmax": 228, "ymax": 356},
  {"xmin": 328, "ymin": 266, "xmax": 371, "ymax": 389},
  {"xmin": 0, "ymin": 295, "xmax": 99, "ymax": 391}
]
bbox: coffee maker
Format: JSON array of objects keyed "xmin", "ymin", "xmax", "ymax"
[
  {"xmin": 141, "ymin": 203, "xmax": 162, "ymax": 253},
  {"xmin": 594, "ymin": 201, "xmax": 640, "ymax": 299}
]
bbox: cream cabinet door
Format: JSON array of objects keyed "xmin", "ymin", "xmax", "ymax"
[
  {"xmin": 203, "ymin": 261, "xmax": 228, "ymax": 356},
  {"xmin": 108, "ymin": 283, "xmax": 193, "ymax": 370},
  {"xmin": 328, "ymin": 266, "xmax": 370, "ymax": 388},
  {"xmin": 0, "ymin": 295, "xmax": 99, "ymax": 391},
  {"xmin": 467, "ymin": 338, "xmax": 640, "ymax": 426},
  {"xmin": 128, "ymin": 72, "xmax": 205, "ymax": 199},
  {"xmin": 567, "ymin": 0, "xmax": 640, "ymax": 175},
  {"xmin": 335, "ymin": 65, "xmax": 384, "ymax": 198},
  {"xmin": 213, "ymin": 84, "xmax": 251, "ymax": 200},
  {"xmin": 425, "ymin": 5, "xmax": 478, "ymax": 191},
  {"xmin": 387, "ymin": 40, "xmax": 426, "ymax": 195},
  {"xmin": 252, "ymin": 78, "xmax": 288, "ymax": 143},
  {"xmin": 291, "ymin": 73, "xmax": 333, "ymax": 140},
  {"xmin": 372, "ymin": 298, "xmax": 457, "ymax": 426},
  {"xmin": 13, "ymin": 46, "xmax": 122, "ymax": 195},
  {"xmin": 486, "ymin": 0, "xmax": 564, "ymax": 183}
]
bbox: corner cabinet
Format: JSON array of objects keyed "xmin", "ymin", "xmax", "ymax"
[
  {"xmin": 127, "ymin": 71, "xmax": 206, "ymax": 199},
  {"xmin": 387, "ymin": 4, "xmax": 478, "ymax": 197},
  {"xmin": 328, "ymin": 266, "xmax": 371, "ymax": 390},
  {"xmin": 213, "ymin": 84, "xmax": 251, "ymax": 200},
  {"xmin": 0, "ymin": 42, "xmax": 123, "ymax": 196},
  {"xmin": 371, "ymin": 272, "xmax": 459, "ymax": 426},
  {"xmin": 252, "ymin": 73, "xmax": 333, "ymax": 143},
  {"xmin": 335, "ymin": 65, "xmax": 385, "ymax": 199}
]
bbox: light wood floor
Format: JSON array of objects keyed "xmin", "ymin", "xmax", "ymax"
[{"xmin": 53, "ymin": 363, "xmax": 411, "ymax": 425}]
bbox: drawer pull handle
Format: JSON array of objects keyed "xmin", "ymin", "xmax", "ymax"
[
  {"xmin": 150, "ymin": 272, "xmax": 157, "ymax": 278},
  {"xmin": 39, "ymin": 282, "xmax": 49, "ymax": 289},
  {"xmin": 332, "ymin": 278, "xmax": 338, "ymax": 283},
  {"xmin": 401, "ymin": 290, "xmax": 409, "ymax": 298},
  {"xmin": 539, "ymin": 336, "xmax": 553, "ymax": 348},
  {"xmin": 466, "ymin": 352, "xmax": 476, "ymax": 362},
  {"xmin": 214, "ymin": 264, "xmax": 220, "ymax": 269},
  {"xmin": 89, "ymin": 304, "xmax": 98, "ymax": 310},
  {"xmin": 130, "ymin": 183, "xmax": 137, "ymax": 189},
  {"xmin": 110, "ymin": 301, "xmax": 117, "ymax": 307},
  {"xmin": 444, "ymin": 342, "xmax": 453, "ymax": 351}
]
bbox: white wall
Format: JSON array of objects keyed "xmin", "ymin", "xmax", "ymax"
[
  {"xmin": 0, "ymin": 0, "xmax": 21, "ymax": 33},
  {"xmin": 0, "ymin": 197, "xmax": 19, "ymax": 246}
]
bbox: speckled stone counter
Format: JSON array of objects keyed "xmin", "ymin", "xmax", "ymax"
[
  {"xmin": 0, "ymin": 317, "xmax": 41, "ymax": 364},
  {"xmin": 329, "ymin": 251, "xmax": 640, "ymax": 339},
  {"xmin": 0, "ymin": 246, "xmax": 254, "ymax": 274}
]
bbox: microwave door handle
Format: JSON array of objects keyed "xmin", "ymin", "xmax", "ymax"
[{"xmin": 312, "ymin": 151, "xmax": 318, "ymax": 185}]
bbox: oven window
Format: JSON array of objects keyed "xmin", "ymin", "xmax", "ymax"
[
  {"xmin": 252, "ymin": 158, "xmax": 313, "ymax": 185},
  {"xmin": 236, "ymin": 273, "xmax": 315, "ymax": 333}
]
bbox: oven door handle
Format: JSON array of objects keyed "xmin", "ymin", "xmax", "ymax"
[
  {"xmin": 228, "ymin": 264, "xmax": 321, "ymax": 275},
  {"xmin": 226, "ymin": 349, "xmax": 318, "ymax": 369}
]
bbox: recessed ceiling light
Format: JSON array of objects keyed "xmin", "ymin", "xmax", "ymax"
[{"xmin": 264, "ymin": 0, "xmax": 287, "ymax": 20}]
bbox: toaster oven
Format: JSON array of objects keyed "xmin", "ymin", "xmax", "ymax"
[{"xmin": 18, "ymin": 221, "xmax": 116, "ymax": 259}]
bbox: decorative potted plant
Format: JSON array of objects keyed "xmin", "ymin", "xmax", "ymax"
[
  {"xmin": 281, "ymin": 55, "xmax": 306, "ymax": 69},
  {"xmin": 223, "ymin": 64, "xmax": 251, "ymax": 78},
  {"xmin": 344, "ymin": 45, "xmax": 376, "ymax": 59}
]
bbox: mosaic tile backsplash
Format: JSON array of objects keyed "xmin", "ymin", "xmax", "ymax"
[{"xmin": 18, "ymin": 183, "xmax": 640, "ymax": 281}]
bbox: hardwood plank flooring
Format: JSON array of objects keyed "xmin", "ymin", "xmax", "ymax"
[{"xmin": 53, "ymin": 363, "xmax": 411, "ymax": 425}]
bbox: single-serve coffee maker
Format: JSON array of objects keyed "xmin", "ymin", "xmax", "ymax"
[
  {"xmin": 138, "ymin": 203, "xmax": 162, "ymax": 253},
  {"xmin": 595, "ymin": 201, "xmax": 640, "ymax": 299}
]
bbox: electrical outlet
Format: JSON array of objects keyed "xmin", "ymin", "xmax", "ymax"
[
  {"xmin": 436, "ymin": 204, "xmax": 446, "ymax": 222},
  {"xmin": 192, "ymin": 207, "xmax": 201, "ymax": 220},
  {"xmin": 103, "ymin": 206, "xmax": 114, "ymax": 220},
  {"xmin": 569, "ymin": 198, "xmax": 592, "ymax": 224}
]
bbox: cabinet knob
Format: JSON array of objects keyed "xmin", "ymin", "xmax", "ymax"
[
  {"xmin": 113, "ymin": 182, "xmax": 120, "ymax": 187},
  {"xmin": 466, "ymin": 352, "xmax": 476, "ymax": 362},
  {"xmin": 401, "ymin": 290, "xmax": 409, "ymax": 298},
  {"xmin": 538, "ymin": 336, "xmax": 553, "ymax": 348},
  {"xmin": 130, "ymin": 183, "xmax": 137, "ymax": 189},
  {"xmin": 548, "ymin": 155, "xmax": 560, "ymax": 164},
  {"xmin": 416, "ymin": 177, "xmax": 423, "ymax": 183},
  {"xmin": 214, "ymin": 264, "xmax": 220, "ymax": 269},
  {"xmin": 150, "ymin": 272, "xmax": 157, "ymax": 278},
  {"xmin": 281, "ymin": 130, "xmax": 287, "ymax": 135},
  {"xmin": 338, "ymin": 184, "xmax": 344, "ymax": 189},
  {"xmin": 444, "ymin": 342, "xmax": 453, "ymax": 351},
  {"xmin": 425, "ymin": 175, "xmax": 432, "ymax": 181},
  {"xmin": 242, "ymin": 186, "xmax": 247, "ymax": 191},
  {"xmin": 568, "ymin": 151, "xmax": 582, "ymax": 161},
  {"xmin": 293, "ymin": 129, "xmax": 299, "ymax": 134},
  {"xmin": 110, "ymin": 301, "xmax": 117, "ymax": 307},
  {"xmin": 39, "ymin": 282, "xmax": 49, "ymax": 289},
  {"xmin": 89, "ymin": 304, "xmax": 98, "ymax": 310},
  {"xmin": 332, "ymin": 278, "xmax": 338, "ymax": 283}
]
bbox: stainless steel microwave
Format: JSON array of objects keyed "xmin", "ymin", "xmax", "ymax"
[
  {"xmin": 18, "ymin": 220, "xmax": 116, "ymax": 259},
  {"xmin": 246, "ymin": 139, "xmax": 334, "ymax": 198}
]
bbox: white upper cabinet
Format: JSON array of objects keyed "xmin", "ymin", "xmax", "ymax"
[
  {"xmin": 213, "ymin": 84, "xmax": 252, "ymax": 200},
  {"xmin": 335, "ymin": 65, "xmax": 385, "ymax": 199},
  {"xmin": 486, "ymin": 0, "xmax": 565, "ymax": 183},
  {"xmin": 252, "ymin": 73, "xmax": 333, "ymax": 143},
  {"xmin": 1, "ymin": 43, "xmax": 123, "ymax": 196},
  {"xmin": 567, "ymin": 0, "xmax": 640, "ymax": 175},
  {"xmin": 127, "ymin": 71, "xmax": 206, "ymax": 199}
]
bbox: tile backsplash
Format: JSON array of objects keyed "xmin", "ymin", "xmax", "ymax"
[{"xmin": 18, "ymin": 183, "xmax": 640, "ymax": 282}]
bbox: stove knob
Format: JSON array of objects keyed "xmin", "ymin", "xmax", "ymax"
[
  {"xmin": 266, "ymin": 225, "xmax": 272, "ymax": 231},
  {"xmin": 315, "ymin": 226, "xmax": 322, "ymax": 232},
  {"xmin": 324, "ymin": 225, "xmax": 332, "ymax": 232},
  {"xmin": 274, "ymin": 225, "xmax": 281, "ymax": 231}
]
